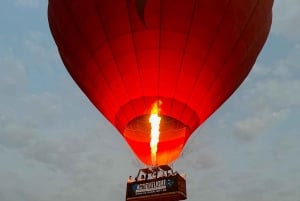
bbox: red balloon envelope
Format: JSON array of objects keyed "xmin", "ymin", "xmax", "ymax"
[{"xmin": 48, "ymin": 0, "xmax": 273, "ymax": 165}]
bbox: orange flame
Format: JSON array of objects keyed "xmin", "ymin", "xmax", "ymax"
[{"xmin": 149, "ymin": 101, "xmax": 161, "ymax": 166}]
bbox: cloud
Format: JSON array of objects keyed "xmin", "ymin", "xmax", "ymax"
[
  {"xmin": 233, "ymin": 108, "xmax": 289, "ymax": 141},
  {"xmin": 272, "ymin": 0, "xmax": 300, "ymax": 41},
  {"xmin": 0, "ymin": 58, "xmax": 37, "ymax": 150},
  {"xmin": 23, "ymin": 31, "xmax": 60, "ymax": 70},
  {"xmin": 252, "ymin": 49, "xmax": 300, "ymax": 109},
  {"xmin": 0, "ymin": 58, "xmax": 27, "ymax": 97},
  {"xmin": 231, "ymin": 41, "xmax": 300, "ymax": 141},
  {"xmin": 14, "ymin": 0, "xmax": 42, "ymax": 8},
  {"xmin": 230, "ymin": 178, "xmax": 282, "ymax": 201},
  {"xmin": 0, "ymin": 82, "xmax": 134, "ymax": 201},
  {"xmin": 0, "ymin": 116, "xmax": 37, "ymax": 149},
  {"xmin": 19, "ymin": 125, "xmax": 135, "ymax": 201}
]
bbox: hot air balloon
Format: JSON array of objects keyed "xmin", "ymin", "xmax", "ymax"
[{"xmin": 48, "ymin": 0, "xmax": 273, "ymax": 169}]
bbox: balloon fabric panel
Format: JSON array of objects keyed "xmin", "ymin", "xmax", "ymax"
[{"xmin": 48, "ymin": 0, "xmax": 273, "ymax": 165}]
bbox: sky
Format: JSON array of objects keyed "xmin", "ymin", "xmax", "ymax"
[{"xmin": 0, "ymin": 0, "xmax": 300, "ymax": 201}]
